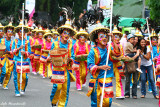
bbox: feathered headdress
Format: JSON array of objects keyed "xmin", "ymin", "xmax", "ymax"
[
  {"xmin": 88, "ymin": 6, "xmax": 104, "ymax": 25},
  {"xmin": 107, "ymin": 15, "xmax": 121, "ymax": 27},
  {"xmin": 131, "ymin": 19, "xmax": 143, "ymax": 33}
]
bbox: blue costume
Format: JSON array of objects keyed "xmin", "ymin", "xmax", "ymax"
[
  {"xmin": 87, "ymin": 46, "xmax": 114, "ymax": 107},
  {"xmin": 12, "ymin": 38, "xmax": 31, "ymax": 95}
]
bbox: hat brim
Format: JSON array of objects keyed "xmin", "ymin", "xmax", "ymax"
[
  {"xmin": 15, "ymin": 26, "xmax": 29, "ymax": 33},
  {"xmin": 4, "ymin": 26, "xmax": 14, "ymax": 33},
  {"xmin": 57, "ymin": 25, "xmax": 76, "ymax": 37},
  {"xmin": 90, "ymin": 27, "xmax": 110, "ymax": 42},
  {"xmin": 36, "ymin": 30, "xmax": 45, "ymax": 35},
  {"xmin": 43, "ymin": 33, "xmax": 53, "ymax": 38},
  {"xmin": 76, "ymin": 32, "xmax": 89, "ymax": 39}
]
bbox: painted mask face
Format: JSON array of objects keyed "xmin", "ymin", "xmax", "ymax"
[
  {"xmin": 18, "ymin": 29, "xmax": 26, "ymax": 39},
  {"xmin": 98, "ymin": 32, "xmax": 108, "ymax": 45},
  {"xmin": 79, "ymin": 35, "xmax": 86, "ymax": 43},
  {"xmin": 46, "ymin": 35, "xmax": 52, "ymax": 42},
  {"xmin": 54, "ymin": 34, "xmax": 58, "ymax": 39},
  {"xmin": 7, "ymin": 29, "xmax": 13, "ymax": 37},
  {"xmin": 38, "ymin": 33, "xmax": 43, "ymax": 39},
  {"xmin": 114, "ymin": 34, "xmax": 120, "ymax": 44},
  {"xmin": 62, "ymin": 30, "xmax": 70, "ymax": 41},
  {"xmin": 0, "ymin": 29, "xmax": 4, "ymax": 37},
  {"xmin": 151, "ymin": 37, "xmax": 158, "ymax": 46}
]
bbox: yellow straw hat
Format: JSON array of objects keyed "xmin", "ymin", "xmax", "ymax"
[
  {"xmin": 150, "ymin": 29, "xmax": 158, "ymax": 38},
  {"xmin": 112, "ymin": 25, "xmax": 122, "ymax": 37},
  {"xmin": 90, "ymin": 21, "xmax": 110, "ymax": 42},
  {"xmin": 0, "ymin": 23, "xmax": 4, "ymax": 29},
  {"xmin": 134, "ymin": 28, "xmax": 143, "ymax": 37},
  {"xmin": 32, "ymin": 27, "xmax": 38, "ymax": 33},
  {"xmin": 43, "ymin": 29, "xmax": 52, "ymax": 38},
  {"xmin": 76, "ymin": 28, "xmax": 89, "ymax": 39},
  {"xmin": 15, "ymin": 20, "xmax": 29, "ymax": 33},
  {"xmin": 52, "ymin": 29, "xmax": 60, "ymax": 36},
  {"xmin": 36, "ymin": 27, "xmax": 45, "ymax": 35},
  {"xmin": 57, "ymin": 19, "xmax": 76, "ymax": 36},
  {"xmin": 4, "ymin": 22, "xmax": 15, "ymax": 33}
]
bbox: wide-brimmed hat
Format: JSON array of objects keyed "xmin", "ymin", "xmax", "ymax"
[
  {"xmin": 150, "ymin": 29, "xmax": 158, "ymax": 38},
  {"xmin": 134, "ymin": 28, "xmax": 143, "ymax": 37},
  {"xmin": 0, "ymin": 23, "xmax": 4, "ymax": 29},
  {"xmin": 4, "ymin": 22, "xmax": 15, "ymax": 33},
  {"xmin": 15, "ymin": 20, "xmax": 29, "ymax": 33},
  {"xmin": 32, "ymin": 27, "xmax": 38, "ymax": 33},
  {"xmin": 90, "ymin": 22, "xmax": 110, "ymax": 42},
  {"xmin": 36, "ymin": 27, "xmax": 45, "ymax": 35},
  {"xmin": 51, "ymin": 29, "xmax": 60, "ymax": 36},
  {"xmin": 76, "ymin": 28, "xmax": 89, "ymax": 39},
  {"xmin": 43, "ymin": 29, "xmax": 52, "ymax": 38},
  {"xmin": 112, "ymin": 25, "xmax": 122, "ymax": 37},
  {"xmin": 57, "ymin": 19, "xmax": 76, "ymax": 37}
]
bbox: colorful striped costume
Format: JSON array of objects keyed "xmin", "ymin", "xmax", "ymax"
[
  {"xmin": 50, "ymin": 41, "xmax": 75, "ymax": 107},
  {"xmin": 12, "ymin": 38, "xmax": 31, "ymax": 94},
  {"xmin": 87, "ymin": 46, "xmax": 114, "ymax": 107},
  {"xmin": 0, "ymin": 38, "xmax": 14, "ymax": 88}
]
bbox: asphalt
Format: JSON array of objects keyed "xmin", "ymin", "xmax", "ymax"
[{"xmin": 0, "ymin": 73, "xmax": 159, "ymax": 107}]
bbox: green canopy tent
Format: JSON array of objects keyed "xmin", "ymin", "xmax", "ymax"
[{"xmin": 102, "ymin": 17, "xmax": 146, "ymax": 27}]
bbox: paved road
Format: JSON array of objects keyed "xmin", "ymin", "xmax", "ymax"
[{"xmin": 0, "ymin": 73, "xmax": 159, "ymax": 107}]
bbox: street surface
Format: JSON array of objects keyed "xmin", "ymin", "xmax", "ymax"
[{"xmin": 0, "ymin": 73, "xmax": 158, "ymax": 107}]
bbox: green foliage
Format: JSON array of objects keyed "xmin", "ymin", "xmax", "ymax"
[{"xmin": 146, "ymin": 0, "xmax": 160, "ymax": 23}]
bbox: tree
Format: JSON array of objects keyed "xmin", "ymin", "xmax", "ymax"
[{"xmin": 146, "ymin": 0, "xmax": 160, "ymax": 23}]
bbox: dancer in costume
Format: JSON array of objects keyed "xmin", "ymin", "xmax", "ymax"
[
  {"xmin": 73, "ymin": 28, "xmax": 90, "ymax": 90},
  {"xmin": 0, "ymin": 22, "xmax": 14, "ymax": 89},
  {"xmin": 87, "ymin": 22, "xmax": 114, "ymax": 107},
  {"xmin": 148, "ymin": 29, "xmax": 160, "ymax": 93},
  {"xmin": 50, "ymin": 19, "xmax": 76, "ymax": 107},
  {"xmin": 51, "ymin": 29, "xmax": 60, "ymax": 42},
  {"xmin": 33, "ymin": 27, "xmax": 45, "ymax": 75},
  {"xmin": 110, "ymin": 25, "xmax": 124, "ymax": 99},
  {"xmin": 12, "ymin": 21, "xmax": 31, "ymax": 96},
  {"xmin": 39, "ymin": 29, "xmax": 53, "ymax": 78},
  {"xmin": 0, "ymin": 23, "xmax": 4, "ymax": 42},
  {"xmin": 29, "ymin": 27, "xmax": 38, "ymax": 73}
]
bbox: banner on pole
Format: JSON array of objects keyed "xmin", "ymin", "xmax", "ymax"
[
  {"xmin": 25, "ymin": 0, "xmax": 35, "ymax": 20},
  {"xmin": 98, "ymin": 0, "xmax": 111, "ymax": 9}
]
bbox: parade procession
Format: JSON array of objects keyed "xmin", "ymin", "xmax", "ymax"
[{"xmin": 0, "ymin": 0, "xmax": 160, "ymax": 107}]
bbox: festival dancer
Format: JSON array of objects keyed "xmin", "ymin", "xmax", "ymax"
[
  {"xmin": 12, "ymin": 21, "xmax": 31, "ymax": 96},
  {"xmin": 39, "ymin": 29, "xmax": 53, "ymax": 78},
  {"xmin": 52, "ymin": 29, "xmax": 60, "ymax": 42},
  {"xmin": 87, "ymin": 22, "xmax": 114, "ymax": 107},
  {"xmin": 148, "ymin": 29, "xmax": 160, "ymax": 93},
  {"xmin": 33, "ymin": 27, "xmax": 45, "ymax": 75},
  {"xmin": 73, "ymin": 28, "xmax": 90, "ymax": 90},
  {"xmin": 0, "ymin": 23, "xmax": 4, "ymax": 42},
  {"xmin": 29, "ymin": 27, "xmax": 38, "ymax": 73},
  {"xmin": 111, "ymin": 25, "xmax": 125, "ymax": 99},
  {"xmin": 50, "ymin": 19, "xmax": 76, "ymax": 107},
  {"xmin": 0, "ymin": 22, "xmax": 14, "ymax": 89}
]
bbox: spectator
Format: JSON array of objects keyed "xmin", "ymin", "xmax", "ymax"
[{"xmin": 139, "ymin": 38, "xmax": 159, "ymax": 99}]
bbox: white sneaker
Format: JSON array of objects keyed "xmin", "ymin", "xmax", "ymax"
[
  {"xmin": 0, "ymin": 83, "xmax": 2, "ymax": 87},
  {"xmin": 82, "ymin": 83, "xmax": 86, "ymax": 87},
  {"xmin": 43, "ymin": 76, "xmax": 45, "ymax": 79},
  {"xmin": 3, "ymin": 87, "xmax": 8, "ymax": 90},
  {"xmin": 15, "ymin": 94, "xmax": 21, "ymax": 97},
  {"xmin": 137, "ymin": 85, "xmax": 140, "ymax": 89},
  {"xmin": 33, "ymin": 72, "xmax": 37, "ymax": 75},
  {"xmin": 77, "ymin": 89, "xmax": 82, "ymax": 91},
  {"xmin": 116, "ymin": 96, "xmax": 125, "ymax": 99},
  {"xmin": 136, "ymin": 68, "xmax": 143, "ymax": 73},
  {"xmin": 20, "ymin": 90, "xmax": 25, "ymax": 95}
]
